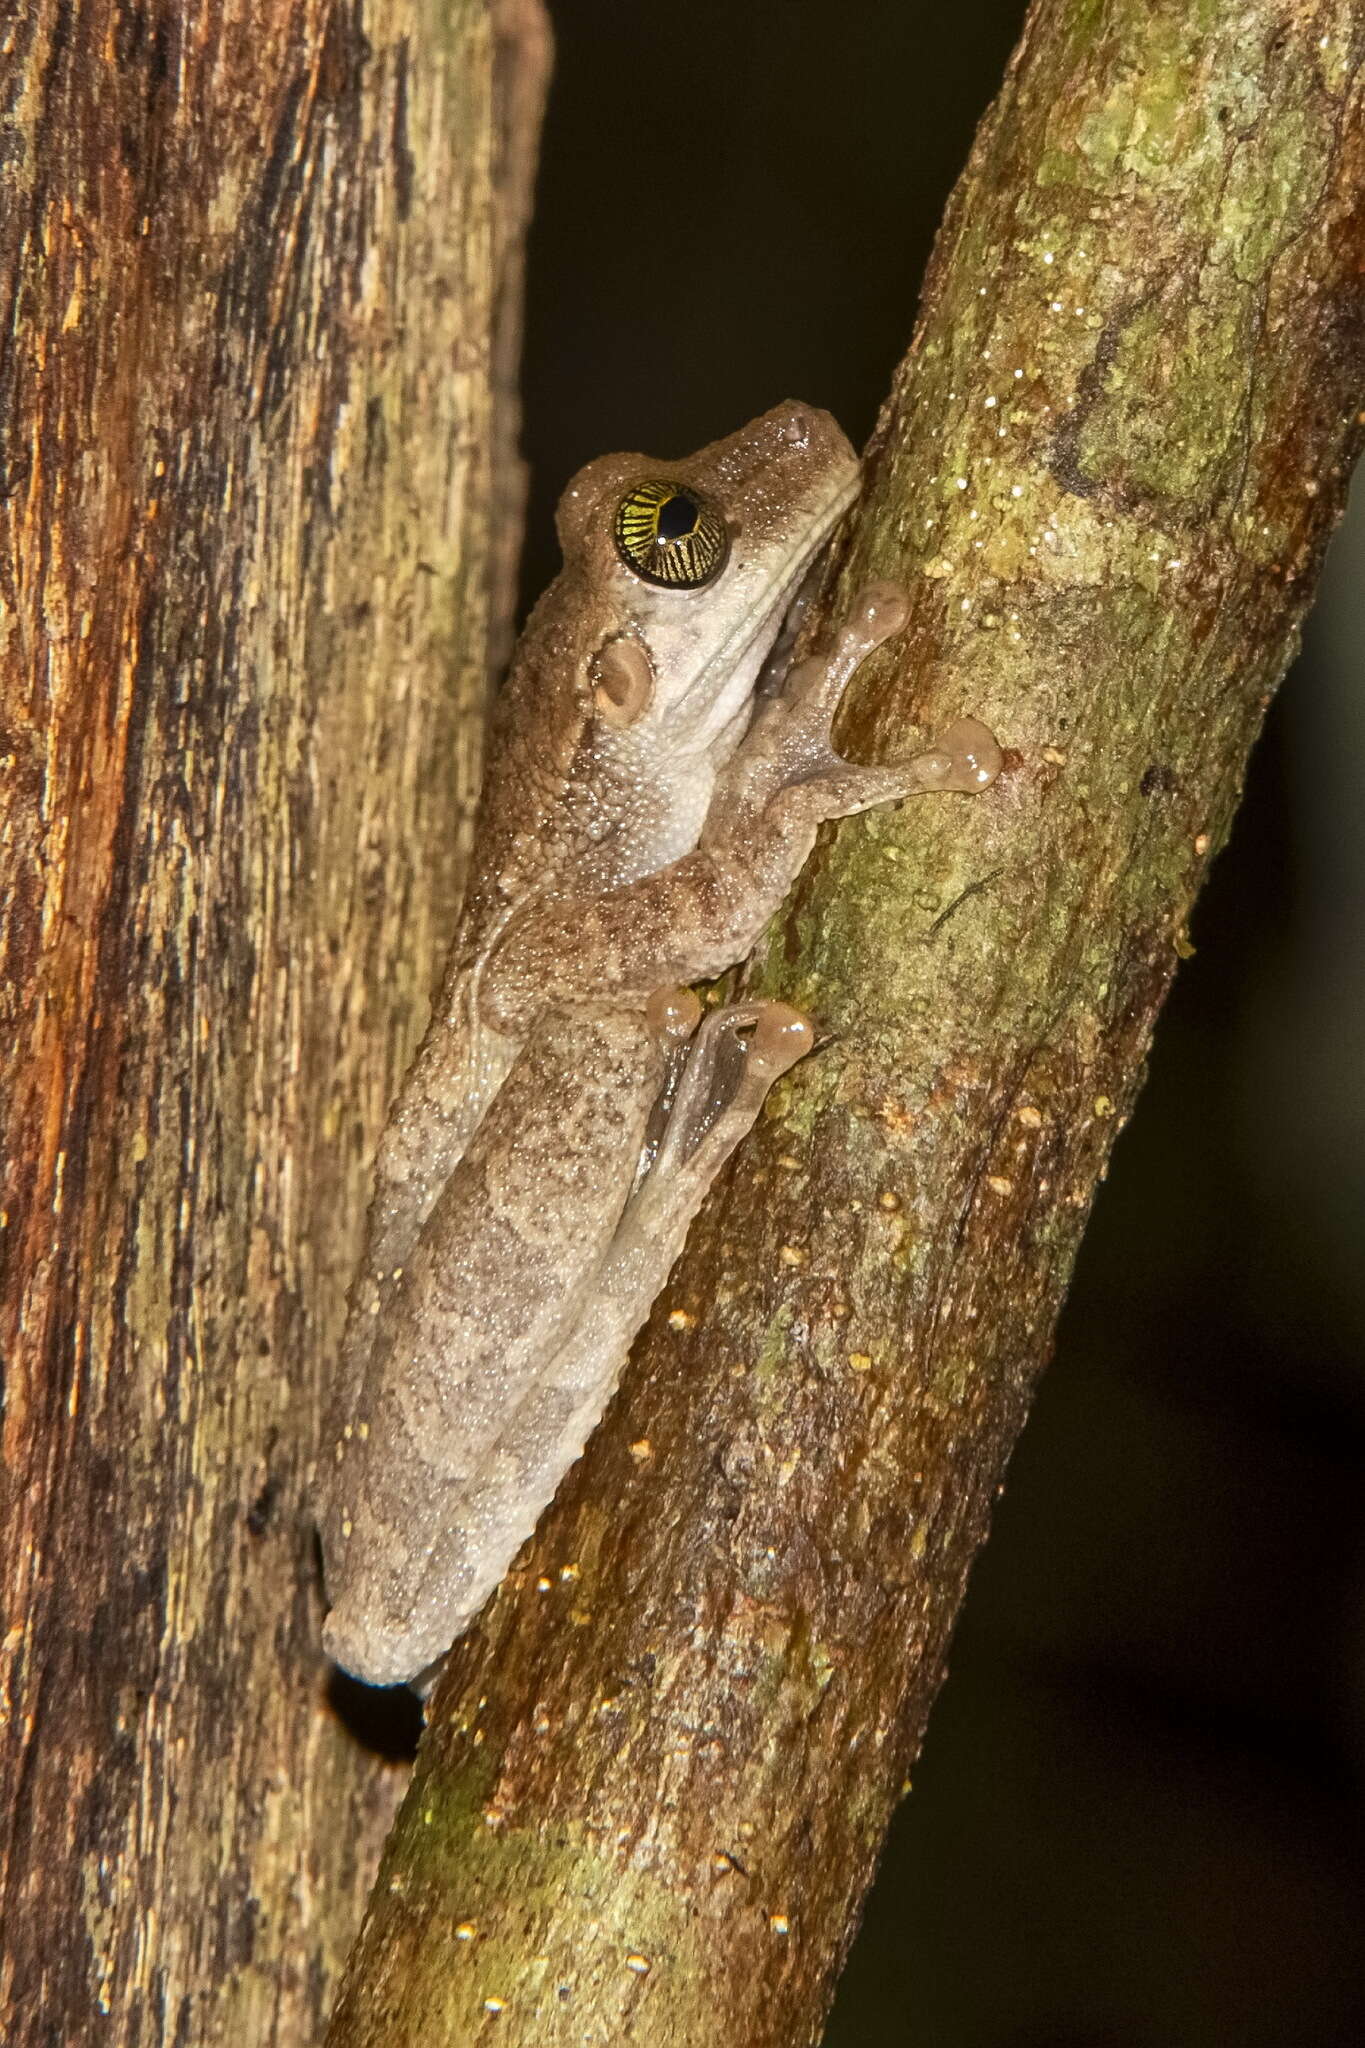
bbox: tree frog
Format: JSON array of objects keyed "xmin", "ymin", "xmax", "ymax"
[{"xmin": 319, "ymin": 402, "xmax": 1000, "ymax": 1688}]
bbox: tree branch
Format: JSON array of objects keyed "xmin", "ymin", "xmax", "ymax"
[{"xmin": 328, "ymin": 0, "xmax": 1363, "ymax": 2040}]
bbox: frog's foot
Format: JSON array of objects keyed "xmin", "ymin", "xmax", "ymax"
[
  {"xmin": 722, "ymin": 581, "xmax": 1001, "ymax": 827},
  {"xmin": 643, "ymin": 999, "xmax": 814, "ymax": 1185},
  {"xmin": 540, "ymin": 998, "xmax": 815, "ymax": 1400}
]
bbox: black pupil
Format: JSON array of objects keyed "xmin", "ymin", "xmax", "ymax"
[{"xmin": 656, "ymin": 492, "xmax": 699, "ymax": 542}]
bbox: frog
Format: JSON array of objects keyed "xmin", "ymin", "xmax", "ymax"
[{"xmin": 318, "ymin": 401, "xmax": 1000, "ymax": 1689}]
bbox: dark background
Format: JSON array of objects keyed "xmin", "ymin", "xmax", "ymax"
[{"xmin": 521, "ymin": 7, "xmax": 1365, "ymax": 2043}]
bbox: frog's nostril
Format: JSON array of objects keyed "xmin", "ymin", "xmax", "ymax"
[
  {"xmin": 768, "ymin": 402, "xmax": 853, "ymax": 474},
  {"xmin": 777, "ymin": 403, "xmax": 816, "ymax": 447}
]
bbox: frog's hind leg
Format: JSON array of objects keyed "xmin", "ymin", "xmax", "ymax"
[
  {"xmin": 572, "ymin": 998, "xmax": 815, "ymax": 1368},
  {"xmin": 320, "ymin": 993, "xmax": 692, "ymax": 1684},
  {"xmin": 322, "ymin": 996, "xmax": 812, "ymax": 1684},
  {"xmin": 329, "ymin": 975, "xmax": 519, "ymax": 1450},
  {"xmin": 428, "ymin": 1001, "xmax": 816, "ymax": 1644},
  {"xmin": 617, "ymin": 998, "xmax": 816, "ymax": 1251}
]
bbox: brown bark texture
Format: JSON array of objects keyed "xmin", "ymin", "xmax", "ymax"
[
  {"xmin": 0, "ymin": 2, "xmax": 548, "ymax": 2042},
  {"xmin": 326, "ymin": 1, "xmax": 1364, "ymax": 2043}
]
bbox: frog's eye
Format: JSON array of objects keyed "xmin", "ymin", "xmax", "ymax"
[{"xmin": 613, "ymin": 480, "xmax": 730, "ymax": 589}]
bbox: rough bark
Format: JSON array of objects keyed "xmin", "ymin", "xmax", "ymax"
[
  {"xmin": 325, "ymin": 1, "xmax": 1364, "ymax": 2043},
  {"xmin": 0, "ymin": 3, "xmax": 549, "ymax": 2043}
]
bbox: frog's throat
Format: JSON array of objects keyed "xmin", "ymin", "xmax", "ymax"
[{"xmin": 671, "ymin": 468, "xmax": 860, "ymax": 759}]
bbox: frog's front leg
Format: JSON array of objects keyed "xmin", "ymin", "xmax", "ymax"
[
  {"xmin": 486, "ymin": 583, "xmax": 1001, "ymax": 1018},
  {"xmin": 706, "ymin": 581, "xmax": 999, "ymax": 838}
]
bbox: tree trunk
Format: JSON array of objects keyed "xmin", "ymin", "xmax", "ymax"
[
  {"xmin": 0, "ymin": 3, "xmax": 549, "ymax": 2043},
  {"xmin": 325, "ymin": 1, "xmax": 1364, "ymax": 2043}
]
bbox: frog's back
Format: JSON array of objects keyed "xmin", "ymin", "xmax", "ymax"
[{"xmin": 442, "ymin": 577, "xmax": 596, "ymax": 977}]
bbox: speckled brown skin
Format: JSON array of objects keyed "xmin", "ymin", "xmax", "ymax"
[
  {"xmin": 322, "ymin": 1000, "xmax": 818, "ymax": 1688},
  {"xmin": 323, "ymin": 1003, "xmax": 671, "ymax": 1685},
  {"xmin": 319, "ymin": 409, "xmax": 999, "ymax": 1687},
  {"xmin": 327, "ymin": 403, "xmax": 860, "ymax": 1417}
]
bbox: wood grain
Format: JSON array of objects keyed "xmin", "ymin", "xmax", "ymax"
[
  {"xmin": 326, "ymin": 1, "xmax": 1364, "ymax": 2041},
  {"xmin": 0, "ymin": 2, "xmax": 549, "ymax": 2040}
]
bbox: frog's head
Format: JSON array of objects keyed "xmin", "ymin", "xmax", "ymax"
[
  {"xmin": 554, "ymin": 401, "xmax": 858, "ymax": 762},
  {"xmin": 467, "ymin": 404, "xmax": 862, "ymax": 919}
]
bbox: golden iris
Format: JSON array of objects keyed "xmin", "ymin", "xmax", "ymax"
[{"xmin": 613, "ymin": 480, "xmax": 730, "ymax": 589}]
